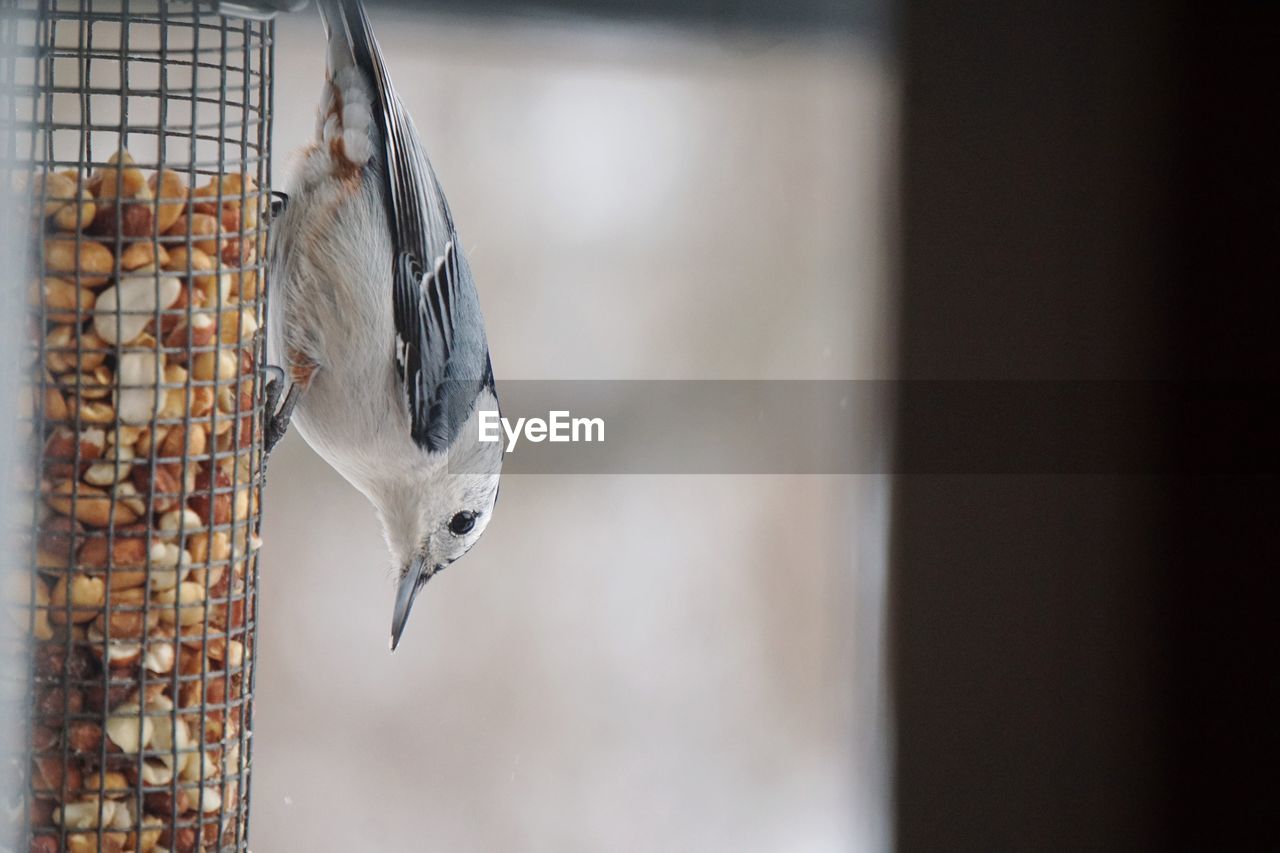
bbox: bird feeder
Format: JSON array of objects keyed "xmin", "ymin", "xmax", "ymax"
[{"xmin": 0, "ymin": 2, "xmax": 278, "ymax": 850}]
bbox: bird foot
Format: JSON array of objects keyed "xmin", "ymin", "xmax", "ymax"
[
  {"xmin": 270, "ymin": 190, "xmax": 289, "ymax": 218},
  {"xmin": 262, "ymin": 365, "xmax": 302, "ymax": 455}
]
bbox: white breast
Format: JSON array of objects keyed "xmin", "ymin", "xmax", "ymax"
[{"xmin": 268, "ymin": 144, "xmax": 421, "ymax": 495}]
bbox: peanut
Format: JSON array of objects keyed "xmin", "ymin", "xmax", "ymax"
[
  {"xmin": 219, "ymin": 305, "xmax": 259, "ymax": 345},
  {"xmin": 209, "ymin": 638, "xmax": 245, "ymax": 670},
  {"xmin": 138, "ymin": 758, "xmax": 173, "ymax": 787},
  {"xmin": 221, "ymin": 235, "xmax": 252, "ymax": 268},
  {"xmin": 40, "ymin": 381, "xmax": 69, "ymax": 421},
  {"xmin": 164, "ymin": 244, "xmax": 215, "ymax": 278},
  {"xmin": 83, "ymin": 770, "xmax": 130, "ymax": 800},
  {"xmin": 160, "ymin": 423, "xmax": 208, "ymax": 461},
  {"xmin": 108, "ymin": 424, "xmax": 144, "ymax": 447},
  {"xmin": 42, "ymin": 323, "xmax": 79, "ymax": 374},
  {"xmin": 65, "ymin": 721, "xmax": 103, "ymax": 753},
  {"xmin": 120, "ymin": 240, "xmax": 170, "ymax": 271},
  {"xmin": 76, "ymin": 528, "xmax": 148, "ymax": 578},
  {"xmin": 163, "ymin": 311, "xmax": 216, "ymax": 357},
  {"xmin": 54, "ymin": 200, "xmax": 96, "ymax": 233},
  {"xmin": 116, "ymin": 351, "xmax": 166, "ymax": 424},
  {"xmin": 44, "ymin": 324, "xmax": 111, "ymax": 374},
  {"xmin": 93, "ymin": 150, "xmax": 152, "ymax": 201},
  {"xmin": 34, "ymin": 685, "xmax": 85, "ymax": 719},
  {"xmin": 54, "ymin": 797, "xmax": 118, "ymax": 831},
  {"xmin": 159, "ymin": 826, "xmax": 197, "ymax": 853},
  {"xmin": 193, "ymin": 172, "xmax": 252, "ymax": 201},
  {"xmin": 233, "ymin": 485, "xmax": 251, "ymax": 522},
  {"xmin": 104, "ymin": 703, "xmax": 152, "ymax": 755},
  {"xmin": 43, "ymin": 239, "xmax": 114, "ymax": 287},
  {"xmin": 143, "ymin": 637, "xmax": 176, "ymax": 675},
  {"xmin": 188, "ymin": 561, "xmax": 225, "ymax": 594},
  {"xmin": 93, "ymin": 588, "xmax": 157, "ymax": 640},
  {"xmin": 135, "ymin": 425, "xmax": 164, "ymax": 456},
  {"xmin": 90, "ymin": 200, "xmax": 155, "ymax": 239},
  {"xmin": 236, "ymin": 264, "xmax": 261, "ymax": 300},
  {"xmin": 40, "ymin": 171, "xmax": 97, "ymax": 231},
  {"xmin": 159, "ymin": 508, "xmax": 205, "ymax": 539},
  {"xmin": 149, "ymin": 169, "xmax": 189, "ymax": 232},
  {"xmin": 63, "ymin": 364, "xmax": 114, "ymax": 401},
  {"xmin": 191, "ymin": 350, "xmax": 238, "ymax": 383},
  {"xmin": 156, "ymin": 582, "xmax": 205, "ymax": 627},
  {"xmin": 66, "ymin": 830, "xmax": 128, "ymax": 853},
  {"xmin": 113, "ymin": 480, "xmax": 148, "ymax": 517},
  {"xmin": 191, "ymin": 385, "xmax": 215, "ymax": 417},
  {"xmin": 136, "ymin": 816, "xmax": 164, "ymax": 853},
  {"xmin": 83, "ymin": 440, "xmax": 134, "ymax": 487},
  {"xmin": 196, "ymin": 269, "xmax": 233, "ymax": 308},
  {"xmin": 143, "ymin": 787, "xmax": 189, "ymax": 817},
  {"xmin": 37, "ymin": 171, "xmax": 77, "ymax": 218},
  {"xmin": 221, "ymin": 204, "xmax": 242, "ymax": 235},
  {"xmin": 48, "ymin": 575, "xmax": 105, "ymax": 625},
  {"xmin": 30, "ymin": 753, "xmax": 80, "ymax": 797},
  {"xmin": 35, "ymin": 277, "xmax": 97, "ymax": 324},
  {"xmin": 46, "ymin": 480, "xmax": 138, "ymax": 527},
  {"xmin": 36, "ymin": 515, "xmax": 82, "ymax": 571},
  {"xmin": 93, "ymin": 275, "xmax": 182, "ymax": 345},
  {"xmin": 166, "ymin": 211, "xmax": 221, "ymax": 255},
  {"xmin": 41, "ymin": 426, "xmax": 105, "ymax": 479},
  {"xmin": 131, "ymin": 461, "xmax": 183, "ymax": 515},
  {"xmin": 190, "ymin": 467, "xmax": 232, "ymax": 526},
  {"xmin": 66, "ymin": 395, "xmax": 116, "ymax": 424}
]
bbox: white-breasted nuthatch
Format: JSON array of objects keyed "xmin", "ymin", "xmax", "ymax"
[{"xmin": 265, "ymin": 0, "xmax": 503, "ymax": 651}]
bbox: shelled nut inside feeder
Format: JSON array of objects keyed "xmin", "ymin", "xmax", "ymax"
[{"xmin": 1, "ymin": 3, "xmax": 274, "ymax": 851}]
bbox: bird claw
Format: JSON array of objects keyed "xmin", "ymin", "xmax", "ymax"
[
  {"xmin": 270, "ymin": 190, "xmax": 289, "ymax": 218},
  {"xmin": 263, "ymin": 365, "xmax": 301, "ymax": 455}
]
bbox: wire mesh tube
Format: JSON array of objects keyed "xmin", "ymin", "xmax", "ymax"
[{"xmin": 1, "ymin": 2, "xmax": 273, "ymax": 850}]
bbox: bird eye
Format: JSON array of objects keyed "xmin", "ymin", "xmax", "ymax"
[{"xmin": 449, "ymin": 511, "xmax": 476, "ymax": 536}]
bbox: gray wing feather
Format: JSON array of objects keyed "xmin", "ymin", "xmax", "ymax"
[{"xmin": 321, "ymin": 0, "xmax": 493, "ymax": 453}]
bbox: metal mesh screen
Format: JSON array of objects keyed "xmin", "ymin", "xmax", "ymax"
[{"xmin": 1, "ymin": 2, "xmax": 273, "ymax": 850}]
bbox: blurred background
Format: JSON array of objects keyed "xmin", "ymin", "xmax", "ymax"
[
  {"xmin": 254, "ymin": 3, "xmax": 892, "ymax": 852},
  {"xmin": 6, "ymin": 1, "xmax": 1273, "ymax": 850}
]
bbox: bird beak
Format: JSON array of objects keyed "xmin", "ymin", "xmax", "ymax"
[{"xmin": 390, "ymin": 554, "xmax": 434, "ymax": 652}]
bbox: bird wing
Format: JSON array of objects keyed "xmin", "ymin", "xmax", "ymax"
[
  {"xmin": 392, "ymin": 239, "xmax": 471, "ymax": 453},
  {"xmin": 320, "ymin": 0, "xmax": 493, "ymax": 453}
]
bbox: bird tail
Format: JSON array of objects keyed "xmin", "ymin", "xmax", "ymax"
[
  {"xmin": 316, "ymin": 0, "xmax": 455, "ymax": 244},
  {"xmin": 316, "ymin": 0, "xmax": 384, "ymax": 85},
  {"xmin": 312, "ymin": 0, "xmax": 399, "ymax": 172}
]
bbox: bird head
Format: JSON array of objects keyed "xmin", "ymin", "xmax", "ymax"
[{"xmin": 374, "ymin": 390, "xmax": 503, "ymax": 651}]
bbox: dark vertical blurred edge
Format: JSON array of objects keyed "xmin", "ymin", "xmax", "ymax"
[
  {"xmin": 894, "ymin": 1, "xmax": 1278, "ymax": 851},
  {"xmin": 1163, "ymin": 2, "xmax": 1280, "ymax": 845}
]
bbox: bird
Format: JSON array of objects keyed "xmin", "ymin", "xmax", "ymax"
[{"xmin": 264, "ymin": 0, "xmax": 503, "ymax": 651}]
